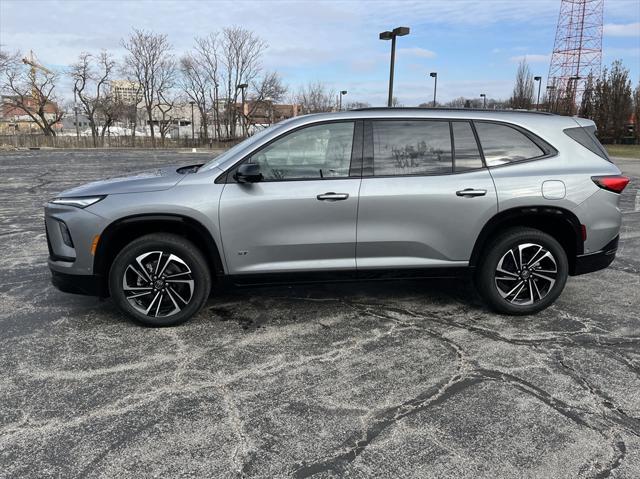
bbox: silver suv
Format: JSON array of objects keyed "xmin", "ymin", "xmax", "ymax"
[{"xmin": 45, "ymin": 108, "xmax": 629, "ymax": 326}]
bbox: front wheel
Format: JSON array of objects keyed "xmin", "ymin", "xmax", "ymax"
[
  {"xmin": 476, "ymin": 228, "xmax": 568, "ymax": 315},
  {"xmin": 109, "ymin": 233, "xmax": 211, "ymax": 326}
]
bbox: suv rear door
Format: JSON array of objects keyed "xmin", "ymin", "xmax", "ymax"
[
  {"xmin": 356, "ymin": 119, "xmax": 497, "ymax": 269},
  {"xmin": 219, "ymin": 121, "xmax": 362, "ymax": 275}
]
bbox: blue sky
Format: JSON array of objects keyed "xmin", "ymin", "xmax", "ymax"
[{"xmin": 1, "ymin": 0, "xmax": 639, "ymax": 105}]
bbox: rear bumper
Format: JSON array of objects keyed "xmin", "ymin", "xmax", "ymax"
[
  {"xmin": 50, "ymin": 269, "xmax": 105, "ymax": 297},
  {"xmin": 572, "ymin": 235, "xmax": 618, "ymax": 276}
]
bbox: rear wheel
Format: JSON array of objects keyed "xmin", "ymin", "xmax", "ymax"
[
  {"xmin": 109, "ymin": 233, "xmax": 211, "ymax": 326},
  {"xmin": 476, "ymin": 228, "xmax": 568, "ymax": 315}
]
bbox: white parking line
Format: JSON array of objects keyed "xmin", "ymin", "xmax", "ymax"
[{"xmin": 636, "ymin": 189, "xmax": 640, "ymax": 212}]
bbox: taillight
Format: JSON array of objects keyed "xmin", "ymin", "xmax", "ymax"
[{"xmin": 591, "ymin": 175, "xmax": 630, "ymax": 194}]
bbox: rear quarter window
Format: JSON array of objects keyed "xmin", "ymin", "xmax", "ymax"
[
  {"xmin": 564, "ymin": 125, "xmax": 610, "ymax": 161},
  {"xmin": 475, "ymin": 122, "xmax": 545, "ymax": 166}
]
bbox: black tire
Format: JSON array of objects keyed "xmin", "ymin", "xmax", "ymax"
[
  {"xmin": 475, "ymin": 227, "xmax": 568, "ymax": 315},
  {"xmin": 108, "ymin": 233, "xmax": 211, "ymax": 327}
]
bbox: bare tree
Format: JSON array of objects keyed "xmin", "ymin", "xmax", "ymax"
[
  {"xmin": 194, "ymin": 33, "xmax": 221, "ymax": 140},
  {"xmin": 345, "ymin": 101, "xmax": 371, "ymax": 110},
  {"xmin": 121, "ymin": 29, "xmax": 174, "ymax": 147},
  {"xmin": 220, "ymin": 27, "xmax": 267, "ymax": 138},
  {"xmin": 242, "ymin": 71, "xmax": 287, "ymax": 130},
  {"xmin": 509, "ymin": 59, "xmax": 535, "ymax": 109},
  {"xmin": 1, "ymin": 50, "xmax": 63, "ymax": 136},
  {"xmin": 70, "ymin": 51, "xmax": 116, "ymax": 146},
  {"xmin": 296, "ymin": 81, "xmax": 335, "ymax": 113},
  {"xmin": 0, "ymin": 48, "xmax": 17, "ymax": 74},
  {"xmin": 96, "ymin": 94, "xmax": 126, "ymax": 140},
  {"xmin": 179, "ymin": 53, "xmax": 210, "ymax": 140}
]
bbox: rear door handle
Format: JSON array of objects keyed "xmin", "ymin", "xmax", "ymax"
[
  {"xmin": 317, "ymin": 192, "xmax": 349, "ymax": 201},
  {"xmin": 456, "ymin": 188, "xmax": 487, "ymax": 197}
]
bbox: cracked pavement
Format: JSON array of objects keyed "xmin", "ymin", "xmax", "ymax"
[{"xmin": 1, "ymin": 149, "xmax": 639, "ymax": 478}]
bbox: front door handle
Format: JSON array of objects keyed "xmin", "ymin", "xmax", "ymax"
[
  {"xmin": 456, "ymin": 188, "xmax": 487, "ymax": 197},
  {"xmin": 317, "ymin": 192, "xmax": 349, "ymax": 201}
]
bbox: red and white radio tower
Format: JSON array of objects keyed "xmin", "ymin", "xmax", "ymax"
[{"xmin": 547, "ymin": 0, "xmax": 604, "ymax": 113}]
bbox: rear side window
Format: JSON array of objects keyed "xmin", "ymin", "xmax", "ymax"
[
  {"xmin": 564, "ymin": 125, "xmax": 610, "ymax": 161},
  {"xmin": 452, "ymin": 121, "xmax": 483, "ymax": 171},
  {"xmin": 372, "ymin": 120, "xmax": 452, "ymax": 176},
  {"xmin": 475, "ymin": 122, "xmax": 544, "ymax": 166}
]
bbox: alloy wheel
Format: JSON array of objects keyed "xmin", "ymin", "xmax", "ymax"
[
  {"xmin": 494, "ymin": 242, "xmax": 558, "ymax": 306},
  {"xmin": 122, "ymin": 251, "xmax": 195, "ymax": 318}
]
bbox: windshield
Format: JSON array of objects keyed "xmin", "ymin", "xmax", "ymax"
[{"xmin": 200, "ymin": 121, "xmax": 293, "ymax": 171}]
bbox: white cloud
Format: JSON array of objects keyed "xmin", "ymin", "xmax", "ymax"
[
  {"xmin": 604, "ymin": 23, "xmax": 640, "ymax": 37},
  {"xmin": 509, "ymin": 54, "xmax": 551, "ymax": 63},
  {"xmin": 397, "ymin": 47, "xmax": 436, "ymax": 59}
]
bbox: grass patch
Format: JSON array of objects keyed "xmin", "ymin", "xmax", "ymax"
[{"xmin": 605, "ymin": 144, "xmax": 640, "ymax": 159}]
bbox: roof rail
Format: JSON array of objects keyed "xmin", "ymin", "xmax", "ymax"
[{"xmin": 351, "ymin": 107, "xmax": 555, "ymax": 116}]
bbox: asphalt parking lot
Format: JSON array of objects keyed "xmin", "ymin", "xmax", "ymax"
[{"xmin": 1, "ymin": 148, "xmax": 639, "ymax": 478}]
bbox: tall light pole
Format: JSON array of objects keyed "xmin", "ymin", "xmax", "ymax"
[
  {"xmin": 480, "ymin": 93, "xmax": 486, "ymax": 109},
  {"xmin": 339, "ymin": 90, "xmax": 347, "ymax": 111},
  {"xmin": 236, "ymin": 83, "xmax": 248, "ymax": 137},
  {"xmin": 379, "ymin": 26, "xmax": 410, "ymax": 107},
  {"xmin": 429, "ymin": 72, "xmax": 437, "ymax": 107},
  {"xmin": 534, "ymin": 76, "xmax": 542, "ymax": 110},
  {"xmin": 189, "ymin": 101, "xmax": 195, "ymax": 142}
]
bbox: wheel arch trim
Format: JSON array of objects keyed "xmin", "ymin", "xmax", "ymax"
[
  {"xmin": 469, "ymin": 205, "xmax": 584, "ymax": 270},
  {"xmin": 93, "ymin": 213, "xmax": 225, "ymax": 287}
]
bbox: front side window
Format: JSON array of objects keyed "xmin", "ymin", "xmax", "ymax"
[
  {"xmin": 452, "ymin": 121, "xmax": 483, "ymax": 171},
  {"xmin": 248, "ymin": 122, "xmax": 354, "ymax": 181},
  {"xmin": 475, "ymin": 122, "xmax": 544, "ymax": 166},
  {"xmin": 372, "ymin": 120, "xmax": 452, "ymax": 176}
]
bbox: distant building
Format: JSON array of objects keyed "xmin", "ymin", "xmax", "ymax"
[
  {"xmin": 111, "ymin": 80, "xmax": 140, "ymax": 105},
  {"xmin": 236, "ymin": 101, "xmax": 300, "ymax": 125},
  {"xmin": 0, "ymin": 95, "xmax": 62, "ymax": 134}
]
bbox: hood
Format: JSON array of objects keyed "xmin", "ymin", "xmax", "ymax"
[{"xmin": 58, "ymin": 165, "xmax": 189, "ymax": 197}]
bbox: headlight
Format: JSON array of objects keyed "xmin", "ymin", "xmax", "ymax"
[{"xmin": 50, "ymin": 196, "xmax": 106, "ymax": 208}]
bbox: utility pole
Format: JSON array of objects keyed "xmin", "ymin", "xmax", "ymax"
[
  {"xmin": 379, "ymin": 27, "xmax": 410, "ymax": 107},
  {"xmin": 73, "ymin": 87, "xmax": 80, "ymax": 140},
  {"xmin": 534, "ymin": 76, "xmax": 542, "ymax": 110},
  {"xmin": 236, "ymin": 83, "xmax": 248, "ymax": 137},
  {"xmin": 190, "ymin": 101, "xmax": 195, "ymax": 143},
  {"xmin": 429, "ymin": 72, "xmax": 437, "ymax": 107},
  {"xmin": 339, "ymin": 90, "xmax": 347, "ymax": 111}
]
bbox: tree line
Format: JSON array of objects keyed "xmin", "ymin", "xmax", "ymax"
[
  {"xmin": 1, "ymin": 33, "xmax": 638, "ymax": 145},
  {"xmin": 508, "ymin": 59, "xmax": 639, "ymax": 144},
  {"xmin": 0, "ymin": 27, "xmax": 353, "ymax": 146}
]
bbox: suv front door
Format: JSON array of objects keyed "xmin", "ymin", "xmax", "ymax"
[
  {"xmin": 219, "ymin": 121, "xmax": 362, "ymax": 275},
  {"xmin": 356, "ymin": 119, "xmax": 498, "ymax": 269}
]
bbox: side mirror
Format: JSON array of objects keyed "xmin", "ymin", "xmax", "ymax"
[{"xmin": 234, "ymin": 163, "xmax": 263, "ymax": 183}]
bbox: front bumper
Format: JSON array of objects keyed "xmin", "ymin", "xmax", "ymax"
[
  {"xmin": 50, "ymin": 269, "xmax": 105, "ymax": 296},
  {"xmin": 572, "ymin": 235, "xmax": 618, "ymax": 276}
]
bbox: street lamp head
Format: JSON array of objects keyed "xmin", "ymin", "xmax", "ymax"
[
  {"xmin": 429, "ymin": 72, "xmax": 437, "ymax": 78},
  {"xmin": 534, "ymin": 76, "xmax": 542, "ymax": 81},
  {"xmin": 236, "ymin": 83, "xmax": 248, "ymax": 90},
  {"xmin": 392, "ymin": 26, "xmax": 410, "ymax": 36},
  {"xmin": 480, "ymin": 93, "xmax": 486, "ymax": 97},
  {"xmin": 340, "ymin": 90, "xmax": 347, "ymax": 95},
  {"xmin": 189, "ymin": 101, "xmax": 195, "ymax": 106},
  {"xmin": 379, "ymin": 31, "xmax": 393, "ymax": 40}
]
